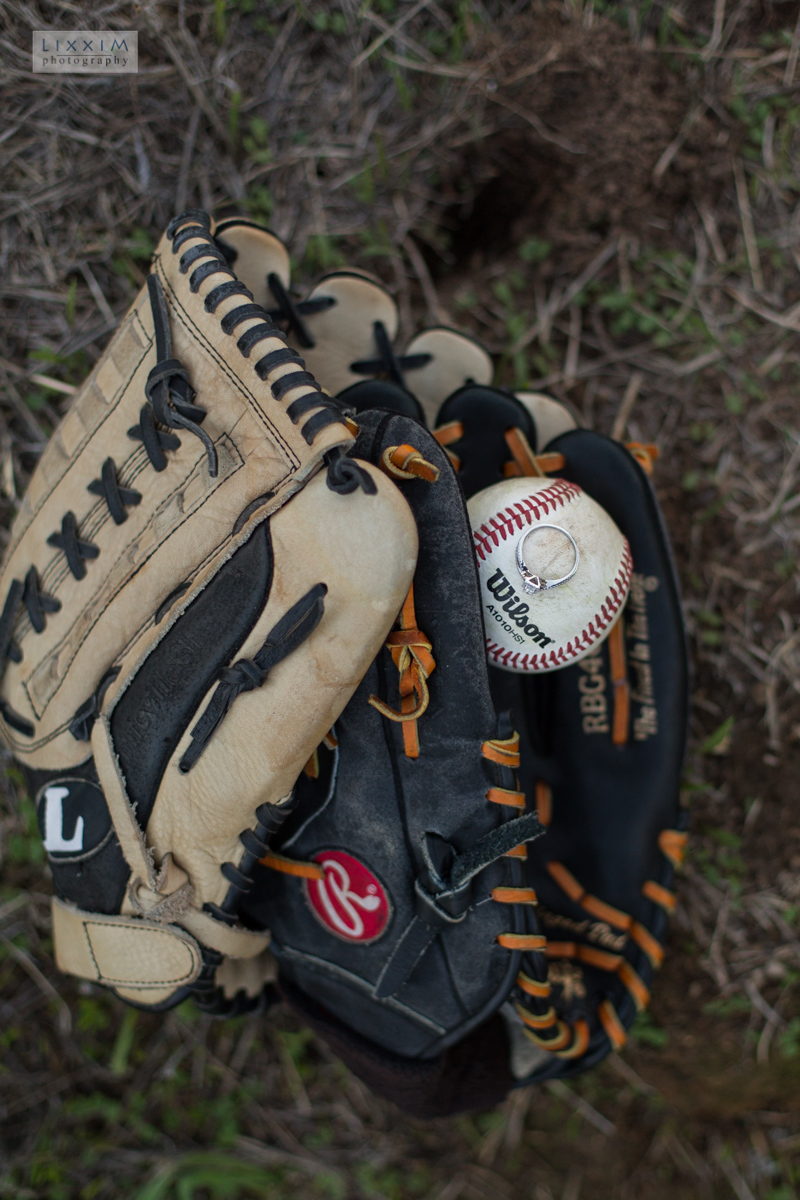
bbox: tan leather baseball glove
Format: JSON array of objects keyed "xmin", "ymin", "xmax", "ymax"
[{"xmin": 0, "ymin": 209, "xmax": 417, "ymax": 1014}]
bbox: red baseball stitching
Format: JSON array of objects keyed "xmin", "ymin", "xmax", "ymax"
[
  {"xmin": 485, "ymin": 541, "xmax": 634, "ymax": 670},
  {"xmin": 473, "ymin": 479, "xmax": 583, "ymax": 562}
]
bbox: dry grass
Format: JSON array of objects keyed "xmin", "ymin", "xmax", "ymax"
[{"xmin": 2, "ymin": 1, "xmax": 800, "ymax": 1197}]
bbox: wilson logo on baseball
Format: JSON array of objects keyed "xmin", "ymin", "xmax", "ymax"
[
  {"xmin": 468, "ymin": 477, "xmax": 632, "ymax": 673},
  {"xmin": 306, "ymin": 850, "xmax": 390, "ymax": 943}
]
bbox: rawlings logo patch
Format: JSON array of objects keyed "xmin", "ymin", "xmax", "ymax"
[{"xmin": 305, "ymin": 850, "xmax": 390, "ymax": 943}]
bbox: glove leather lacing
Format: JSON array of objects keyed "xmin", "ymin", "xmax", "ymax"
[
  {"xmin": 349, "ymin": 320, "xmax": 431, "ymax": 388},
  {"xmin": 479, "ymin": 728, "xmax": 589, "ymax": 1060},
  {"xmin": 379, "ymin": 444, "xmax": 440, "ymax": 483},
  {"xmin": 367, "ymin": 583, "xmax": 435, "ymax": 760},
  {"xmin": 536, "ymin": 832, "xmax": 687, "ymax": 1051},
  {"xmin": 168, "ymin": 214, "xmax": 372, "ymax": 497},
  {"xmin": 364, "ymin": 447, "xmax": 439, "ymax": 758},
  {"xmin": 0, "ymin": 229, "xmax": 220, "ymax": 733},
  {"xmin": 432, "ymin": 415, "xmax": 685, "ymax": 1058},
  {"xmin": 185, "ymin": 792, "xmax": 301, "ymax": 1015},
  {"xmin": 182, "ymin": 583, "xmax": 332, "ymax": 1005},
  {"xmin": 168, "ymin": 210, "xmax": 340, "ymax": 443},
  {"xmin": 179, "ymin": 582, "xmax": 328, "ymax": 773},
  {"xmin": 0, "ymin": 208, "xmax": 361, "ymax": 738}
]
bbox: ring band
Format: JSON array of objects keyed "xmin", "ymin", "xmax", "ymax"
[{"xmin": 515, "ymin": 524, "xmax": 579, "ymax": 596}]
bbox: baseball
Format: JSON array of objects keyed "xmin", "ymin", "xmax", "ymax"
[{"xmin": 468, "ymin": 477, "xmax": 632, "ymax": 672}]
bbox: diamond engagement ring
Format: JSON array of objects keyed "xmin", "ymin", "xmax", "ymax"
[{"xmin": 515, "ymin": 524, "xmax": 579, "ymax": 596}]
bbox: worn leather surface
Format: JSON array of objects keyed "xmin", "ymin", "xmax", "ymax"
[
  {"xmin": 299, "ymin": 273, "xmax": 399, "ymax": 397},
  {"xmin": 31, "ymin": 455, "xmax": 418, "ymax": 1008},
  {"xmin": 52, "ymin": 897, "xmax": 204, "ymax": 1003},
  {"xmin": 436, "ymin": 385, "xmax": 688, "ymax": 1084},
  {"xmin": 244, "ymin": 412, "xmax": 543, "ymax": 1059},
  {"xmin": 514, "ymin": 429, "xmax": 688, "ymax": 1080},
  {"xmin": 2, "ymin": 212, "xmax": 419, "ymax": 1010},
  {"xmin": 0, "ymin": 214, "xmax": 352, "ymax": 766},
  {"xmin": 402, "ymin": 327, "xmax": 493, "ymax": 425},
  {"xmin": 515, "ymin": 391, "xmax": 579, "ymax": 445},
  {"xmin": 117, "ymin": 463, "xmax": 419, "ymax": 911}
]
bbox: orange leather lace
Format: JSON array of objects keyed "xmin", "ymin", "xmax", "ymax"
[
  {"xmin": 381, "ymin": 444, "xmax": 440, "ymax": 482},
  {"xmin": 606, "ymin": 617, "xmax": 630, "ymax": 745},
  {"xmin": 259, "ymin": 851, "xmax": 323, "ymax": 880},
  {"xmin": 625, "ymin": 442, "xmax": 659, "ymax": 476},
  {"xmin": 484, "ymin": 731, "xmax": 589, "ymax": 1060},
  {"xmin": 540, "ymin": 844, "xmax": 685, "ymax": 1048},
  {"xmin": 368, "ymin": 585, "xmax": 435, "ymax": 759},
  {"xmin": 433, "ymin": 419, "xmax": 567, "ymax": 479}
]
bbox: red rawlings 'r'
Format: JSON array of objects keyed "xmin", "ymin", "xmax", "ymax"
[{"xmin": 305, "ymin": 850, "xmax": 391, "ymax": 943}]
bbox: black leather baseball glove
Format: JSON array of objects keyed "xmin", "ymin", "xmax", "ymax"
[
  {"xmin": 434, "ymin": 382, "xmax": 689, "ymax": 1087},
  {"xmin": 242, "ymin": 406, "xmax": 560, "ymax": 1101}
]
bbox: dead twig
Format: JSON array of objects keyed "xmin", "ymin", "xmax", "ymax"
[
  {"xmin": 732, "ymin": 157, "xmax": 764, "ymax": 294},
  {"xmin": 610, "ymin": 372, "xmax": 644, "ymax": 440},
  {"xmin": 0, "ymin": 934, "xmax": 72, "ymax": 1035},
  {"xmin": 545, "ymin": 1079, "xmax": 616, "ymax": 1136}
]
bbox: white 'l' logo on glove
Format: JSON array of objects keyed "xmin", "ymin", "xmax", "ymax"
[{"xmin": 43, "ymin": 785, "xmax": 84, "ymax": 853}]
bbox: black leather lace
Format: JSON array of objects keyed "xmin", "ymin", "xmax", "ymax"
[
  {"xmin": 127, "ymin": 403, "xmax": 181, "ymax": 472},
  {"xmin": 350, "ymin": 320, "xmax": 432, "ymax": 388},
  {"xmin": 87, "ymin": 459, "xmax": 142, "ymax": 525},
  {"xmin": 199, "ymin": 793, "xmax": 300, "ymax": 953},
  {"xmin": 166, "ymin": 209, "xmax": 348, "ymax": 452},
  {"xmin": 266, "ymin": 272, "xmax": 335, "ymax": 349},
  {"xmin": 0, "ymin": 571, "xmax": 58, "ymax": 734},
  {"xmin": 69, "ymin": 666, "xmax": 121, "ymax": 741},
  {"xmin": 0, "ymin": 208, "xmax": 358, "ymax": 739},
  {"xmin": 179, "ymin": 582, "xmax": 328, "ymax": 773},
  {"xmin": 47, "ymin": 512, "xmax": 99, "ymax": 581},
  {"xmin": 22, "ymin": 566, "xmax": 60, "ymax": 635},
  {"xmin": 131, "ymin": 273, "xmax": 218, "ymax": 477},
  {"xmin": 373, "ymin": 811, "xmax": 543, "ymax": 1000}
]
